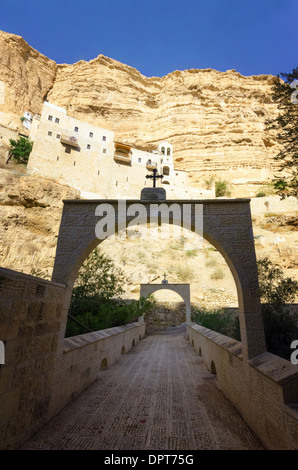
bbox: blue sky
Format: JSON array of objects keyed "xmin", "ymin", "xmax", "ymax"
[{"xmin": 1, "ymin": 0, "xmax": 297, "ymax": 77}]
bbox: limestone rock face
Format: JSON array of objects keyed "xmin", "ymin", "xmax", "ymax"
[
  {"xmin": 0, "ymin": 29, "xmax": 280, "ymax": 188},
  {"xmin": 0, "ymin": 30, "xmax": 57, "ymax": 130},
  {"xmin": 48, "ymin": 58, "xmax": 280, "ymax": 186},
  {"xmin": 0, "ymin": 169, "xmax": 79, "ymax": 276}
]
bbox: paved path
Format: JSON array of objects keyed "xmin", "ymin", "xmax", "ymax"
[{"xmin": 22, "ymin": 326, "xmax": 263, "ymax": 450}]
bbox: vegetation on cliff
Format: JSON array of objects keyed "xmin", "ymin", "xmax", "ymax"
[
  {"xmin": 267, "ymin": 67, "xmax": 298, "ymax": 198},
  {"xmin": 65, "ymin": 248, "xmax": 154, "ymax": 337},
  {"xmin": 7, "ymin": 137, "xmax": 33, "ymax": 165},
  {"xmin": 193, "ymin": 256, "xmax": 298, "ymax": 361}
]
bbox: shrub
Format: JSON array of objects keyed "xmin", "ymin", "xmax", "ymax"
[
  {"xmin": 66, "ymin": 296, "xmax": 154, "ymax": 337},
  {"xmin": 8, "ymin": 137, "xmax": 33, "ymax": 165},
  {"xmin": 205, "ymin": 258, "xmax": 218, "ymax": 267},
  {"xmin": 210, "ymin": 267, "xmax": 224, "ymax": 280},
  {"xmin": 258, "ymin": 257, "xmax": 298, "ymax": 360},
  {"xmin": 176, "ymin": 266, "xmax": 194, "ymax": 282},
  {"xmin": 215, "ymin": 179, "xmax": 231, "ymax": 197},
  {"xmin": 185, "ymin": 250, "xmax": 197, "ymax": 258},
  {"xmin": 204, "ymin": 175, "xmax": 215, "ymax": 190},
  {"xmin": 192, "ymin": 307, "xmax": 240, "ymax": 340}
]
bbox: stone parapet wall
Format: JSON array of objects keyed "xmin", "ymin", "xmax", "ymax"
[
  {"xmin": 0, "ymin": 267, "xmax": 65, "ymax": 449},
  {"xmin": 187, "ymin": 322, "xmax": 298, "ymax": 450},
  {"xmin": 144, "ymin": 301, "xmax": 187, "ymax": 333},
  {"xmin": 49, "ymin": 322, "xmax": 146, "ymax": 419},
  {"xmin": 0, "ymin": 267, "xmax": 145, "ymax": 449}
]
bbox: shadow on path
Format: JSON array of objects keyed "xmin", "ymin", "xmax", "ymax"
[{"xmin": 21, "ymin": 326, "xmax": 263, "ymax": 450}]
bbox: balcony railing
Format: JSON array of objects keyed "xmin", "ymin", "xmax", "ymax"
[
  {"xmin": 60, "ymin": 135, "xmax": 79, "ymax": 148},
  {"xmin": 146, "ymin": 160, "xmax": 158, "ymax": 170},
  {"xmin": 114, "ymin": 153, "xmax": 131, "ymax": 163}
]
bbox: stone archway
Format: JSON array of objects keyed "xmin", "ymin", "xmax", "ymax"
[
  {"xmin": 140, "ymin": 283, "xmax": 191, "ymax": 322},
  {"xmin": 51, "ymin": 198, "xmax": 266, "ymax": 361}
]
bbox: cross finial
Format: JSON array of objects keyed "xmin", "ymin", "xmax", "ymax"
[
  {"xmin": 163, "ymin": 272, "xmax": 167, "ymax": 281},
  {"xmin": 146, "ymin": 168, "xmax": 163, "ymax": 188}
]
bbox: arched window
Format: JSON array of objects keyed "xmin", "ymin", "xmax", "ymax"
[
  {"xmin": 163, "ymin": 166, "xmax": 170, "ymax": 176},
  {"xmin": 167, "ymin": 147, "xmax": 171, "ymax": 156},
  {"xmin": 161, "ymin": 147, "xmax": 165, "ymax": 155}
]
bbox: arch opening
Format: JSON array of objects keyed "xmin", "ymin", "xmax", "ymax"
[
  {"xmin": 100, "ymin": 358, "xmax": 108, "ymax": 370},
  {"xmin": 141, "ymin": 288, "xmax": 188, "ymax": 332},
  {"xmin": 53, "ymin": 199, "xmax": 266, "ymax": 360},
  {"xmin": 210, "ymin": 360, "xmax": 216, "ymax": 375}
]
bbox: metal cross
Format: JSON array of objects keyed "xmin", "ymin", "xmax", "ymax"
[
  {"xmin": 163, "ymin": 272, "xmax": 167, "ymax": 282},
  {"xmin": 146, "ymin": 168, "xmax": 163, "ymax": 188}
]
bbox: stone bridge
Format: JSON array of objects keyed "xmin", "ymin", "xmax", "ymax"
[{"xmin": 0, "ymin": 198, "xmax": 298, "ymax": 449}]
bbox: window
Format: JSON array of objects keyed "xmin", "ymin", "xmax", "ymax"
[
  {"xmin": 65, "ymin": 147, "xmax": 71, "ymax": 154},
  {"xmin": 74, "ymin": 126, "xmax": 79, "ymax": 132},
  {"xmin": 102, "ymin": 148, "xmax": 106, "ymax": 153},
  {"xmin": 89, "ymin": 132, "xmax": 93, "ymax": 138},
  {"xmin": 87, "ymin": 144, "xmax": 91, "ymax": 150},
  {"xmin": 161, "ymin": 147, "xmax": 165, "ymax": 155},
  {"xmin": 56, "ymin": 134, "xmax": 60, "ymax": 139},
  {"xmin": 47, "ymin": 131, "xmax": 52, "ymax": 136},
  {"xmin": 138, "ymin": 158, "xmax": 141, "ymax": 163},
  {"xmin": 167, "ymin": 148, "xmax": 171, "ymax": 156},
  {"xmin": 163, "ymin": 166, "xmax": 170, "ymax": 176},
  {"xmin": 102, "ymin": 136, "xmax": 106, "ymax": 141},
  {"xmin": 55, "ymin": 117, "xmax": 60, "ymax": 123},
  {"xmin": 48, "ymin": 115, "xmax": 53, "ymax": 121}
]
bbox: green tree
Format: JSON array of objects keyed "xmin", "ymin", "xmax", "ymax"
[
  {"xmin": 66, "ymin": 248, "xmax": 155, "ymax": 337},
  {"xmin": 257, "ymin": 257, "xmax": 298, "ymax": 360},
  {"xmin": 266, "ymin": 67, "xmax": 298, "ymax": 198},
  {"xmin": 7, "ymin": 137, "xmax": 33, "ymax": 165},
  {"xmin": 71, "ymin": 248, "xmax": 125, "ymax": 303}
]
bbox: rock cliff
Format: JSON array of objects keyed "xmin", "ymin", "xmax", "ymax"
[
  {"xmin": 0, "ymin": 30, "xmax": 57, "ymax": 129},
  {"xmin": 1, "ymin": 29, "xmax": 296, "ymax": 300},
  {"xmin": 0, "ymin": 30, "xmax": 280, "ymax": 189},
  {"xmin": 0, "ymin": 168, "xmax": 79, "ymax": 277}
]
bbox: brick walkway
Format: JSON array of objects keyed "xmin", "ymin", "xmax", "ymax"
[{"xmin": 21, "ymin": 326, "xmax": 263, "ymax": 450}]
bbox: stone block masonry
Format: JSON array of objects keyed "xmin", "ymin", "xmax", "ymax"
[
  {"xmin": 0, "ymin": 268, "xmax": 65, "ymax": 449},
  {"xmin": 52, "ymin": 198, "xmax": 266, "ymax": 361},
  {"xmin": 0, "ymin": 267, "xmax": 145, "ymax": 449},
  {"xmin": 187, "ymin": 323, "xmax": 298, "ymax": 449}
]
